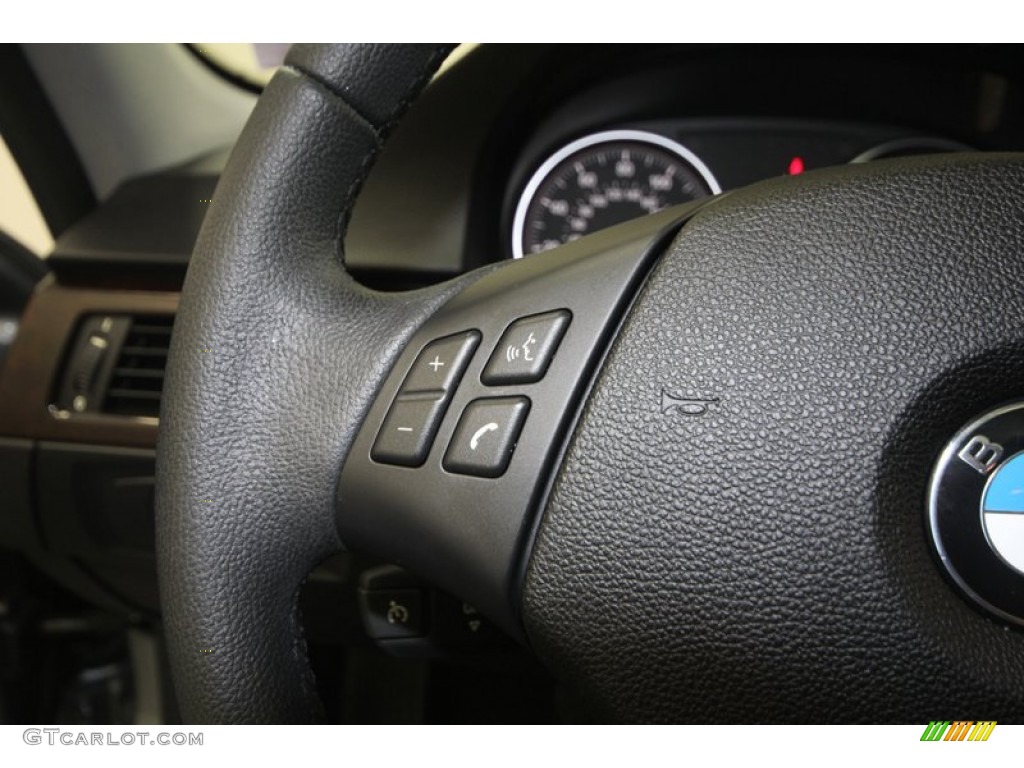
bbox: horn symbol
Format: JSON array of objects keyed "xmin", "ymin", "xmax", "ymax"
[{"xmin": 661, "ymin": 389, "xmax": 718, "ymax": 416}]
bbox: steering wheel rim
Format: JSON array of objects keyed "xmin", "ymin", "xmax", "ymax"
[
  {"xmin": 158, "ymin": 44, "xmax": 1024, "ymax": 724},
  {"xmin": 157, "ymin": 44, "xmax": 461, "ymax": 722}
]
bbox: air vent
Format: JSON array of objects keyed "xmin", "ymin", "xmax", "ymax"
[{"xmin": 102, "ymin": 315, "xmax": 174, "ymax": 418}]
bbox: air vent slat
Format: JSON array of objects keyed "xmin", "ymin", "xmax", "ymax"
[
  {"xmin": 130, "ymin": 325, "xmax": 173, "ymax": 336},
  {"xmin": 102, "ymin": 314, "xmax": 174, "ymax": 418},
  {"xmin": 119, "ymin": 346, "xmax": 168, "ymax": 357},
  {"xmin": 112, "ymin": 368, "xmax": 165, "ymax": 380},
  {"xmin": 106, "ymin": 389, "xmax": 162, "ymax": 401}
]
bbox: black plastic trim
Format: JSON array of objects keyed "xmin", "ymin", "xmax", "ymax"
[
  {"xmin": 0, "ymin": 45, "xmax": 95, "ymax": 237},
  {"xmin": 0, "ymin": 230, "xmax": 48, "ymax": 312},
  {"xmin": 182, "ymin": 44, "xmax": 265, "ymax": 95}
]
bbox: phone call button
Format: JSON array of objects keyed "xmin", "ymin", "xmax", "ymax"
[{"xmin": 443, "ymin": 397, "xmax": 531, "ymax": 478}]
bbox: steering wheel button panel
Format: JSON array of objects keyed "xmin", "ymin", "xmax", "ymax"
[
  {"xmin": 401, "ymin": 330, "xmax": 480, "ymax": 394},
  {"xmin": 371, "ymin": 393, "xmax": 449, "ymax": 467},
  {"xmin": 481, "ymin": 310, "xmax": 571, "ymax": 386},
  {"xmin": 340, "ymin": 206, "xmax": 697, "ymax": 638},
  {"xmin": 443, "ymin": 397, "xmax": 531, "ymax": 478}
]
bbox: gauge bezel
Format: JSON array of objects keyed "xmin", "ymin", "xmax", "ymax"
[
  {"xmin": 850, "ymin": 136, "xmax": 971, "ymax": 163},
  {"xmin": 511, "ymin": 129, "xmax": 721, "ymax": 260}
]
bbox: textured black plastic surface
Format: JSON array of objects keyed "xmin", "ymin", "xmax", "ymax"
[{"xmin": 523, "ymin": 154, "xmax": 1024, "ymax": 722}]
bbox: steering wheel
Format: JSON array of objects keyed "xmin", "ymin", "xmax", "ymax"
[{"xmin": 156, "ymin": 44, "xmax": 1024, "ymax": 723}]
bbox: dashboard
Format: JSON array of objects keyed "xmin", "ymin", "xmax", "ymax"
[
  {"xmin": 345, "ymin": 44, "xmax": 1024, "ymax": 278},
  {"xmin": 4, "ymin": 43, "xmax": 1024, "ymax": 722},
  {"xmin": 508, "ymin": 120, "xmax": 965, "ymax": 258}
]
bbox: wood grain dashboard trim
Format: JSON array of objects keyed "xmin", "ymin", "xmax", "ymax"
[{"xmin": 0, "ymin": 277, "xmax": 178, "ymax": 448}]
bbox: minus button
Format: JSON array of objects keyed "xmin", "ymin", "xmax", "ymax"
[{"xmin": 371, "ymin": 393, "xmax": 448, "ymax": 467}]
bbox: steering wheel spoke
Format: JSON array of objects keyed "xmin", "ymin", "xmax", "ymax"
[{"xmin": 338, "ymin": 206, "xmax": 695, "ymax": 638}]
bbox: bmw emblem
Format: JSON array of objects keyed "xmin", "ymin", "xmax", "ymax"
[{"xmin": 929, "ymin": 402, "xmax": 1024, "ymax": 625}]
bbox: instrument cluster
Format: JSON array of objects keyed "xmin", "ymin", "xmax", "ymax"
[{"xmin": 508, "ymin": 118, "xmax": 969, "ymax": 259}]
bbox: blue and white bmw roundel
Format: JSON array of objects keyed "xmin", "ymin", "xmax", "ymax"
[
  {"xmin": 982, "ymin": 452, "xmax": 1024, "ymax": 575},
  {"xmin": 929, "ymin": 402, "xmax": 1024, "ymax": 625}
]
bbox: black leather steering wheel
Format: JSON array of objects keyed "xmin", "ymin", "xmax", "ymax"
[{"xmin": 157, "ymin": 44, "xmax": 1024, "ymax": 723}]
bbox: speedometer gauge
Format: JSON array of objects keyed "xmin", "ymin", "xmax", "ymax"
[{"xmin": 512, "ymin": 129, "xmax": 720, "ymax": 259}]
